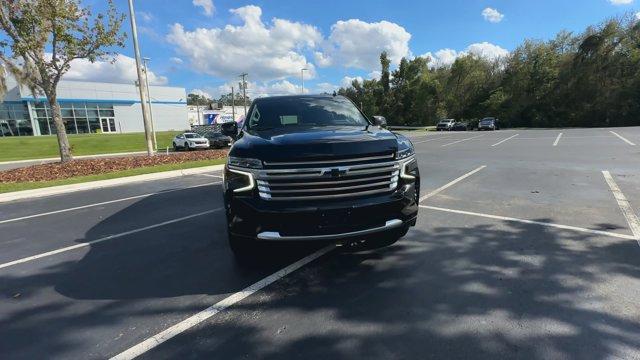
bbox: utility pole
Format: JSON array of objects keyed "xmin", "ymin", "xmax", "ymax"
[
  {"xmin": 231, "ymin": 86, "xmax": 236, "ymax": 120},
  {"xmin": 128, "ymin": 0, "xmax": 154, "ymax": 156},
  {"xmin": 301, "ymin": 68, "xmax": 308, "ymax": 94},
  {"xmin": 196, "ymin": 98, "xmax": 201, "ymax": 125},
  {"xmin": 142, "ymin": 57, "xmax": 157, "ymax": 150},
  {"xmin": 239, "ymin": 73, "xmax": 248, "ymax": 117}
]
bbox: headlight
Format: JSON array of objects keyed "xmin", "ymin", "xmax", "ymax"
[
  {"xmin": 224, "ymin": 167, "xmax": 255, "ymax": 193},
  {"xmin": 396, "ymin": 135, "xmax": 415, "ymax": 160},
  {"xmin": 228, "ymin": 156, "xmax": 263, "ymax": 169},
  {"xmin": 396, "ymin": 147, "xmax": 414, "ymax": 160}
]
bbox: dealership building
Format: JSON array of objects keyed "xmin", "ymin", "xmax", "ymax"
[{"xmin": 0, "ymin": 75, "xmax": 188, "ymax": 137}]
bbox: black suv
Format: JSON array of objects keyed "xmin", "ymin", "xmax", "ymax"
[{"xmin": 221, "ymin": 95, "xmax": 420, "ymax": 260}]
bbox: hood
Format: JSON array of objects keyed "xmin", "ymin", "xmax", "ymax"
[{"xmin": 230, "ymin": 126, "xmax": 399, "ymax": 162}]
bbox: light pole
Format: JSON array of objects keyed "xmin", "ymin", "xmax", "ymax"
[
  {"xmin": 142, "ymin": 57, "xmax": 157, "ymax": 150},
  {"xmin": 127, "ymin": 0, "xmax": 154, "ymax": 155},
  {"xmin": 239, "ymin": 73, "xmax": 248, "ymax": 117},
  {"xmin": 301, "ymin": 68, "xmax": 308, "ymax": 94}
]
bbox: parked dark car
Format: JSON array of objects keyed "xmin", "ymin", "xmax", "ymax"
[
  {"xmin": 204, "ymin": 132, "xmax": 232, "ymax": 148},
  {"xmin": 451, "ymin": 122, "xmax": 468, "ymax": 131},
  {"xmin": 478, "ymin": 117, "xmax": 500, "ymax": 131},
  {"xmin": 221, "ymin": 94, "xmax": 420, "ymax": 262},
  {"xmin": 436, "ymin": 119, "xmax": 455, "ymax": 131}
]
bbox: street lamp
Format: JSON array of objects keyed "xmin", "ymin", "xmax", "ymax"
[
  {"xmin": 301, "ymin": 68, "xmax": 308, "ymax": 94},
  {"xmin": 142, "ymin": 57, "xmax": 157, "ymax": 150}
]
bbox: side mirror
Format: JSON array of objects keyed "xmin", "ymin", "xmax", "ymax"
[
  {"xmin": 372, "ymin": 116, "xmax": 387, "ymax": 128},
  {"xmin": 221, "ymin": 122, "xmax": 238, "ymax": 138}
]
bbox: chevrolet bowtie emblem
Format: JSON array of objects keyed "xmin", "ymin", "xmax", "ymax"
[{"xmin": 329, "ymin": 167, "xmax": 349, "ymax": 178}]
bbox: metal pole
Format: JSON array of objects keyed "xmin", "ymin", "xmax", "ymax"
[
  {"xmin": 127, "ymin": 0, "xmax": 154, "ymax": 155},
  {"xmin": 301, "ymin": 68, "xmax": 307, "ymax": 94},
  {"xmin": 231, "ymin": 86, "xmax": 235, "ymax": 121},
  {"xmin": 239, "ymin": 73, "xmax": 248, "ymax": 117},
  {"xmin": 196, "ymin": 98, "xmax": 201, "ymax": 125},
  {"xmin": 142, "ymin": 57, "xmax": 157, "ymax": 150}
]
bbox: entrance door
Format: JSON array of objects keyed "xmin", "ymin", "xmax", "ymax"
[{"xmin": 100, "ymin": 117, "xmax": 117, "ymax": 133}]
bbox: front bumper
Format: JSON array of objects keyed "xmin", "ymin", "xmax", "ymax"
[
  {"xmin": 225, "ymin": 181, "xmax": 419, "ymax": 242},
  {"xmin": 189, "ymin": 143, "xmax": 210, "ymax": 148}
]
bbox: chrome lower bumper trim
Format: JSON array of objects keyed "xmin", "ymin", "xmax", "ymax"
[{"xmin": 257, "ymin": 219, "xmax": 403, "ymax": 241}]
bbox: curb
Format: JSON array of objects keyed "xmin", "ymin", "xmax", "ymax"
[{"xmin": 0, "ymin": 164, "xmax": 225, "ymax": 204}]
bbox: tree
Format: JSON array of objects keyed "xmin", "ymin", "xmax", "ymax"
[
  {"xmin": 187, "ymin": 93, "xmax": 213, "ymax": 106},
  {"xmin": 0, "ymin": 0, "xmax": 126, "ymax": 162}
]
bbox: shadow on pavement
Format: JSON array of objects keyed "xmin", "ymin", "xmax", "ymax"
[{"xmin": 1, "ymin": 194, "xmax": 639, "ymax": 359}]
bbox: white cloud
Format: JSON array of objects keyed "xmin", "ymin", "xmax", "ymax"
[
  {"xmin": 213, "ymin": 79, "xmax": 306, "ymax": 98},
  {"xmin": 341, "ymin": 76, "xmax": 364, "ymax": 88},
  {"xmin": 193, "ymin": 0, "xmax": 215, "ymax": 16},
  {"xmin": 316, "ymin": 82, "xmax": 338, "ymax": 93},
  {"xmin": 138, "ymin": 11, "xmax": 154, "ymax": 23},
  {"xmin": 189, "ymin": 88, "xmax": 212, "ymax": 99},
  {"xmin": 636, "ymin": 11, "xmax": 640, "ymax": 20},
  {"xmin": 482, "ymin": 8, "xmax": 504, "ymax": 23},
  {"xmin": 318, "ymin": 19, "xmax": 411, "ymax": 71},
  {"xmin": 168, "ymin": 5, "xmax": 321, "ymax": 81},
  {"xmin": 421, "ymin": 42, "xmax": 509, "ymax": 68},
  {"xmin": 608, "ymin": 0, "xmax": 633, "ymax": 4},
  {"xmin": 368, "ymin": 70, "xmax": 382, "ymax": 80},
  {"xmin": 169, "ymin": 57, "xmax": 184, "ymax": 65},
  {"xmin": 62, "ymin": 54, "xmax": 168, "ymax": 85}
]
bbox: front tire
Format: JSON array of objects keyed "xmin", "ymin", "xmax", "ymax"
[
  {"xmin": 173, "ymin": 142, "xmax": 178, "ymax": 151},
  {"xmin": 184, "ymin": 142, "xmax": 190, "ymax": 151}
]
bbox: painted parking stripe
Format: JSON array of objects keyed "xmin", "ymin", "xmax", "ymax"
[
  {"xmin": 196, "ymin": 173, "xmax": 224, "ymax": 179},
  {"xmin": 553, "ymin": 133, "xmax": 563, "ymax": 146},
  {"xmin": 609, "ymin": 131, "xmax": 636, "ymax": 146},
  {"xmin": 0, "ymin": 208, "xmax": 222, "ymax": 270},
  {"xmin": 420, "ymin": 205, "xmax": 637, "ymax": 240},
  {"xmin": 110, "ymin": 244, "xmax": 335, "ymax": 360},
  {"xmin": 442, "ymin": 134, "xmax": 485, "ymax": 147},
  {"xmin": 602, "ymin": 171, "xmax": 640, "ymax": 243},
  {"xmin": 0, "ymin": 182, "xmax": 221, "ymax": 225},
  {"xmin": 491, "ymin": 134, "xmax": 519, "ymax": 147},
  {"xmin": 419, "ymin": 165, "xmax": 486, "ymax": 203}
]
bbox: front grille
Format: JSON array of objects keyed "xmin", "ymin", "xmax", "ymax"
[{"xmin": 256, "ymin": 153, "xmax": 400, "ymax": 201}]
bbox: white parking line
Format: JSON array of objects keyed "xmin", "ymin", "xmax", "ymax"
[
  {"xmin": 609, "ymin": 131, "xmax": 636, "ymax": 146},
  {"xmin": 553, "ymin": 133, "xmax": 563, "ymax": 146},
  {"xmin": 602, "ymin": 171, "xmax": 640, "ymax": 243},
  {"xmin": 0, "ymin": 182, "xmax": 221, "ymax": 225},
  {"xmin": 419, "ymin": 165, "xmax": 486, "ymax": 202},
  {"xmin": 420, "ymin": 205, "xmax": 637, "ymax": 240},
  {"xmin": 196, "ymin": 173, "xmax": 224, "ymax": 179},
  {"xmin": 491, "ymin": 134, "xmax": 519, "ymax": 147},
  {"xmin": 442, "ymin": 134, "xmax": 485, "ymax": 147},
  {"xmin": 111, "ymin": 244, "xmax": 335, "ymax": 360},
  {"xmin": 0, "ymin": 208, "xmax": 222, "ymax": 270}
]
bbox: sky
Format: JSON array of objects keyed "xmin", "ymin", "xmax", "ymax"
[{"xmin": 71, "ymin": 0, "xmax": 640, "ymax": 99}]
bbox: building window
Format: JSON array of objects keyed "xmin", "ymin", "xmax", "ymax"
[
  {"xmin": 29, "ymin": 101, "xmax": 115, "ymax": 135},
  {"xmin": 0, "ymin": 103, "xmax": 32, "ymax": 136}
]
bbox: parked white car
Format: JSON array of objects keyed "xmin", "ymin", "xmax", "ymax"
[{"xmin": 173, "ymin": 132, "xmax": 210, "ymax": 151}]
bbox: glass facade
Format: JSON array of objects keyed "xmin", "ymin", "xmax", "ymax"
[
  {"xmin": 0, "ymin": 103, "xmax": 32, "ymax": 137},
  {"xmin": 31, "ymin": 102, "xmax": 115, "ymax": 135}
]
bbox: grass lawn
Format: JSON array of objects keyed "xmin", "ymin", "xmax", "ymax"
[
  {"xmin": 0, "ymin": 157, "xmax": 226, "ymax": 194},
  {"xmin": 0, "ymin": 131, "xmax": 183, "ymax": 162}
]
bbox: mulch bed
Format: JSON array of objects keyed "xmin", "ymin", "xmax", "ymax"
[{"xmin": 0, "ymin": 149, "xmax": 228, "ymax": 183}]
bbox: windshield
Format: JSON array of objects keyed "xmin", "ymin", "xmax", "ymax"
[
  {"xmin": 247, "ymin": 96, "xmax": 369, "ymax": 131},
  {"xmin": 184, "ymin": 133, "xmax": 200, "ymax": 139}
]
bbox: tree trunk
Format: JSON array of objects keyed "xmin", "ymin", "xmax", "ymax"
[{"xmin": 48, "ymin": 95, "xmax": 73, "ymax": 163}]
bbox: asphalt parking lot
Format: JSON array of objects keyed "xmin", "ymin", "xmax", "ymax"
[{"xmin": 1, "ymin": 126, "xmax": 639, "ymax": 359}]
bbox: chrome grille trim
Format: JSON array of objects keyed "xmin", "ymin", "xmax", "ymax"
[
  {"xmin": 263, "ymin": 153, "xmax": 395, "ymax": 166},
  {"xmin": 262, "ymin": 187, "xmax": 395, "ymax": 201},
  {"xmin": 257, "ymin": 152, "xmax": 401, "ymax": 201}
]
